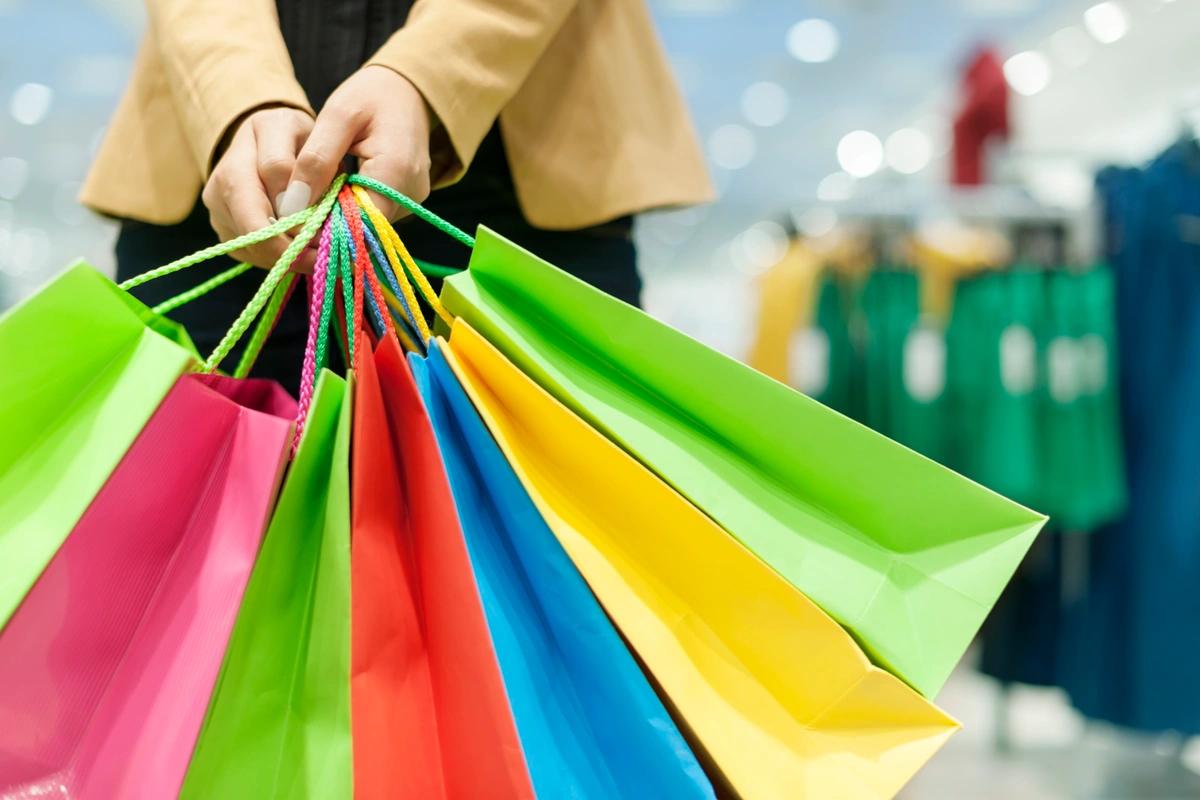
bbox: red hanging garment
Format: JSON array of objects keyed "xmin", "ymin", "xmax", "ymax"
[{"xmin": 952, "ymin": 47, "xmax": 1010, "ymax": 185}]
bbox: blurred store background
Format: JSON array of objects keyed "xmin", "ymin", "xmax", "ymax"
[{"xmin": 4, "ymin": 1, "xmax": 1200, "ymax": 797}]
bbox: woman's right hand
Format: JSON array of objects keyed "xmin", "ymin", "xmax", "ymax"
[{"xmin": 202, "ymin": 106, "xmax": 317, "ymax": 271}]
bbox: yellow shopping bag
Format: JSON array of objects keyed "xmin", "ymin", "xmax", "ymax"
[{"xmin": 441, "ymin": 321, "xmax": 958, "ymax": 800}]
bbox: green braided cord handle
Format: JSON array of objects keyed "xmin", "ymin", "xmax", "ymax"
[
  {"xmin": 312, "ymin": 223, "xmax": 341, "ymax": 389},
  {"xmin": 347, "ymin": 174, "xmax": 476, "ymax": 249},
  {"xmin": 202, "ymin": 175, "xmax": 346, "ymax": 372},
  {"xmin": 118, "ymin": 206, "xmax": 313, "ymax": 293},
  {"xmin": 232, "ymin": 271, "xmax": 297, "ymax": 379},
  {"xmin": 151, "ymin": 261, "xmax": 254, "ymax": 315},
  {"xmin": 413, "ymin": 258, "xmax": 462, "ymax": 278}
]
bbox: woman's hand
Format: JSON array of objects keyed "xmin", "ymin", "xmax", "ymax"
[
  {"xmin": 202, "ymin": 106, "xmax": 315, "ymax": 270},
  {"xmin": 275, "ymin": 66, "xmax": 433, "ymax": 221}
]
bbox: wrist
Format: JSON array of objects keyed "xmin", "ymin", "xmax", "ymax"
[
  {"xmin": 213, "ymin": 103, "xmax": 312, "ymax": 166},
  {"xmin": 361, "ymin": 64, "xmax": 439, "ymax": 131}
]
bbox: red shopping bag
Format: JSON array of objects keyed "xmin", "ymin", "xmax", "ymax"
[
  {"xmin": 0, "ymin": 373, "xmax": 295, "ymax": 799},
  {"xmin": 350, "ymin": 332, "xmax": 532, "ymax": 799}
]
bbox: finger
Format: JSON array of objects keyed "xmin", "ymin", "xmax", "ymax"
[
  {"xmin": 227, "ymin": 185, "xmax": 287, "ymax": 269},
  {"xmin": 283, "ymin": 106, "xmax": 361, "ymax": 216},
  {"xmin": 291, "ymin": 247, "xmax": 317, "ymax": 275},
  {"xmin": 256, "ymin": 119, "xmax": 307, "ymax": 215},
  {"xmin": 357, "ymin": 148, "xmax": 430, "ymax": 221}
]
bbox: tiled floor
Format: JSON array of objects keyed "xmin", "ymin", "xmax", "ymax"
[{"xmin": 902, "ymin": 666, "xmax": 1200, "ymax": 799}]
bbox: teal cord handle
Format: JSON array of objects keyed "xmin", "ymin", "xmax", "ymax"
[
  {"xmin": 333, "ymin": 204, "xmax": 357, "ymax": 367},
  {"xmin": 347, "ymin": 174, "xmax": 476, "ymax": 249}
]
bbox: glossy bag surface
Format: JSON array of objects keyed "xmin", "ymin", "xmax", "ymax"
[
  {"xmin": 0, "ymin": 264, "xmax": 197, "ymax": 627},
  {"xmin": 180, "ymin": 370, "xmax": 352, "ymax": 800},
  {"xmin": 0, "ymin": 373, "xmax": 294, "ymax": 799},
  {"xmin": 442, "ymin": 321, "xmax": 960, "ymax": 800},
  {"xmin": 413, "ymin": 344, "xmax": 714, "ymax": 800},
  {"xmin": 441, "ymin": 228, "xmax": 1046, "ymax": 697}
]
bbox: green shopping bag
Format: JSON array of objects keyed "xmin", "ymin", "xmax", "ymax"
[
  {"xmin": 181, "ymin": 370, "xmax": 352, "ymax": 799},
  {"xmin": 436, "ymin": 226, "xmax": 1046, "ymax": 697},
  {"xmin": 0, "ymin": 264, "xmax": 198, "ymax": 627}
]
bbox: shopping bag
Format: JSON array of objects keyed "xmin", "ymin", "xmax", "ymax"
[
  {"xmin": 0, "ymin": 372, "xmax": 294, "ymax": 798},
  {"xmin": 349, "ymin": 333, "xmax": 532, "ymax": 799},
  {"xmin": 413, "ymin": 344, "xmax": 715, "ymax": 799},
  {"xmin": 441, "ymin": 320, "xmax": 959, "ymax": 799},
  {"xmin": 0, "ymin": 263, "xmax": 197, "ymax": 626},
  {"xmin": 180, "ymin": 370, "xmax": 353, "ymax": 800},
  {"xmin": 439, "ymin": 226, "xmax": 1047, "ymax": 697}
]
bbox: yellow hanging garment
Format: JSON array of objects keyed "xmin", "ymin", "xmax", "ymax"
[
  {"xmin": 442, "ymin": 321, "xmax": 959, "ymax": 800},
  {"xmin": 747, "ymin": 240, "xmax": 822, "ymax": 382}
]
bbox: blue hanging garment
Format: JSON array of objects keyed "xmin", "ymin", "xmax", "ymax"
[
  {"xmin": 1062, "ymin": 143, "xmax": 1200, "ymax": 734},
  {"xmin": 409, "ymin": 344, "xmax": 715, "ymax": 800}
]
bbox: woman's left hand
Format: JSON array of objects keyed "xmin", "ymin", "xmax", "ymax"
[{"xmin": 275, "ymin": 65, "xmax": 434, "ymax": 220}]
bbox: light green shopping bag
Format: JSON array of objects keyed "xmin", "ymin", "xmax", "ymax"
[
  {"xmin": 436, "ymin": 226, "xmax": 1046, "ymax": 698},
  {"xmin": 0, "ymin": 264, "xmax": 198, "ymax": 627},
  {"xmin": 181, "ymin": 370, "xmax": 352, "ymax": 799}
]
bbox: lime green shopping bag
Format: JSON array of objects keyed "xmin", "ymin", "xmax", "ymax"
[
  {"xmin": 0, "ymin": 264, "xmax": 198, "ymax": 627},
  {"xmin": 181, "ymin": 370, "xmax": 352, "ymax": 799},
  {"xmin": 437, "ymin": 226, "xmax": 1046, "ymax": 697}
]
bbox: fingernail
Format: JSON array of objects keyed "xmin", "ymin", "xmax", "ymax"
[{"xmin": 276, "ymin": 181, "xmax": 311, "ymax": 217}]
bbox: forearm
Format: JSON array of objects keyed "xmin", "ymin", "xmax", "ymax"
[{"xmin": 367, "ymin": 0, "xmax": 579, "ymax": 185}]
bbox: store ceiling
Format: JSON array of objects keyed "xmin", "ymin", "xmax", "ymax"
[
  {"xmin": 0, "ymin": 0, "xmax": 1196, "ymax": 302},
  {"xmin": 646, "ymin": 0, "xmax": 1057, "ymax": 209}
]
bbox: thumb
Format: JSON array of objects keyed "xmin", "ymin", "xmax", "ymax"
[{"xmin": 278, "ymin": 109, "xmax": 359, "ymax": 216}]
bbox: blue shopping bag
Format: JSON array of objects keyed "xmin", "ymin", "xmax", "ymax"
[{"xmin": 410, "ymin": 344, "xmax": 713, "ymax": 800}]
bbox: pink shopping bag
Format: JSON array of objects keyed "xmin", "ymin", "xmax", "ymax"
[{"xmin": 0, "ymin": 373, "xmax": 295, "ymax": 799}]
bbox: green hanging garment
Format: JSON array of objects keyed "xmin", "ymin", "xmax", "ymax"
[
  {"xmin": 943, "ymin": 269, "xmax": 1042, "ymax": 510},
  {"xmin": 860, "ymin": 268, "xmax": 947, "ymax": 463}
]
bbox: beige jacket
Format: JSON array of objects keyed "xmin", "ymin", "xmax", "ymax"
[{"xmin": 81, "ymin": 0, "xmax": 714, "ymax": 230}]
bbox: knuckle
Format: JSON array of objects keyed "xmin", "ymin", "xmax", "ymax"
[
  {"xmin": 327, "ymin": 101, "xmax": 364, "ymax": 127},
  {"xmin": 295, "ymin": 149, "xmax": 329, "ymax": 176},
  {"xmin": 258, "ymin": 154, "xmax": 294, "ymax": 178}
]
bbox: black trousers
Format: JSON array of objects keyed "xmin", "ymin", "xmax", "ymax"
[{"xmin": 116, "ymin": 130, "xmax": 641, "ymax": 395}]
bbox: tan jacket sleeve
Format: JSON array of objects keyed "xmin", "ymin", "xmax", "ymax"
[
  {"xmin": 144, "ymin": 0, "xmax": 313, "ymax": 176},
  {"xmin": 367, "ymin": 0, "xmax": 579, "ymax": 186}
]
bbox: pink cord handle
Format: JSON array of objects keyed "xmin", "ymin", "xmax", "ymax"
[{"xmin": 293, "ymin": 218, "xmax": 334, "ymax": 448}]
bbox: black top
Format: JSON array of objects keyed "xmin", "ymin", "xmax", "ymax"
[{"xmin": 276, "ymin": 0, "xmax": 415, "ymax": 110}]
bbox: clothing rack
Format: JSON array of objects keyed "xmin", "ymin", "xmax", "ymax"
[{"xmin": 791, "ymin": 183, "xmax": 1095, "ymax": 267}]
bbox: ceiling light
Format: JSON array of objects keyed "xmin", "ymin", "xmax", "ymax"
[
  {"xmin": 1003, "ymin": 51, "xmax": 1052, "ymax": 96},
  {"xmin": 787, "ymin": 19, "xmax": 840, "ymax": 63},
  {"xmin": 10, "ymin": 83, "xmax": 53, "ymax": 126},
  {"xmin": 708, "ymin": 124, "xmax": 756, "ymax": 170},
  {"xmin": 797, "ymin": 208, "xmax": 839, "ymax": 237},
  {"xmin": 741, "ymin": 81, "xmax": 789, "ymax": 128},
  {"xmin": 885, "ymin": 128, "xmax": 933, "ymax": 174},
  {"xmin": 837, "ymin": 130, "xmax": 883, "ymax": 178},
  {"xmin": 1084, "ymin": 2, "xmax": 1129, "ymax": 44},
  {"xmin": 0, "ymin": 157, "xmax": 29, "ymax": 200},
  {"xmin": 1049, "ymin": 26, "xmax": 1091, "ymax": 68},
  {"xmin": 817, "ymin": 171, "xmax": 856, "ymax": 202}
]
